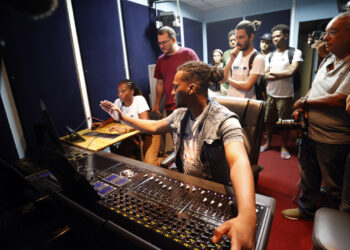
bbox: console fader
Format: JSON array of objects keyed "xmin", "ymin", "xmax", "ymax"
[{"xmin": 86, "ymin": 154, "xmax": 274, "ymax": 250}]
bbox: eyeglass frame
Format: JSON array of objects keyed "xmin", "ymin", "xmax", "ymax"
[
  {"xmin": 158, "ymin": 38, "xmax": 172, "ymax": 46},
  {"xmin": 323, "ymin": 28, "xmax": 350, "ymax": 38}
]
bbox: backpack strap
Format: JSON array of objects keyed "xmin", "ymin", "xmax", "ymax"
[
  {"xmin": 269, "ymin": 48, "xmax": 295, "ymax": 64},
  {"xmin": 287, "ymin": 47, "xmax": 295, "ymax": 64},
  {"xmin": 248, "ymin": 51, "xmax": 259, "ymax": 75},
  {"xmin": 268, "ymin": 51, "xmax": 274, "ymax": 63}
]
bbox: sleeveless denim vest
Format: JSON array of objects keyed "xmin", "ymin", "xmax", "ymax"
[{"xmin": 167, "ymin": 100, "xmax": 239, "ymax": 184}]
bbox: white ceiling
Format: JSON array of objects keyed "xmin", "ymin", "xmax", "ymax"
[{"xmin": 180, "ymin": 0, "xmax": 254, "ymax": 11}]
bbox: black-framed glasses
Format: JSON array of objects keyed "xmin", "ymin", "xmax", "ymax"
[{"xmin": 158, "ymin": 39, "xmax": 171, "ymax": 46}]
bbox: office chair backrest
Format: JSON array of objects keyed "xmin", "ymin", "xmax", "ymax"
[{"xmin": 213, "ymin": 96, "xmax": 265, "ymax": 165}]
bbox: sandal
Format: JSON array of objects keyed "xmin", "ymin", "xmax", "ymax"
[
  {"xmin": 281, "ymin": 152, "xmax": 291, "ymax": 160},
  {"xmin": 260, "ymin": 145, "xmax": 270, "ymax": 153}
]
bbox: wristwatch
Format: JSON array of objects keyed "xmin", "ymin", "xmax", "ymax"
[{"xmin": 300, "ymin": 96, "xmax": 308, "ymax": 108}]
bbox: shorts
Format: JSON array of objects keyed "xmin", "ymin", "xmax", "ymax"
[{"xmin": 264, "ymin": 95, "xmax": 294, "ymax": 124}]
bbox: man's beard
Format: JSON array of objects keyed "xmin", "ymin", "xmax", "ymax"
[{"xmin": 240, "ymin": 41, "xmax": 250, "ymax": 51}]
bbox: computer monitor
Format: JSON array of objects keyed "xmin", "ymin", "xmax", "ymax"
[
  {"xmin": 35, "ymin": 100, "xmax": 65, "ymax": 153},
  {"xmin": 39, "ymin": 147, "xmax": 100, "ymax": 203}
]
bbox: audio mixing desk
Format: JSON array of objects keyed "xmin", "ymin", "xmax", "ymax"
[
  {"xmin": 68, "ymin": 151, "xmax": 276, "ymax": 250},
  {"xmin": 26, "ymin": 149, "xmax": 275, "ymax": 249}
]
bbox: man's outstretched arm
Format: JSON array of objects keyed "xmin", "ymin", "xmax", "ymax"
[{"xmin": 212, "ymin": 141, "xmax": 256, "ymax": 249}]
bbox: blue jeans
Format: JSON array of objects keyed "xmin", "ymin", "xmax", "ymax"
[{"xmin": 298, "ymin": 136, "xmax": 350, "ymax": 216}]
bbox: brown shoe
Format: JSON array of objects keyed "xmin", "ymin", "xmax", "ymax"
[{"xmin": 282, "ymin": 208, "xmax": 312, "ymax": 220}]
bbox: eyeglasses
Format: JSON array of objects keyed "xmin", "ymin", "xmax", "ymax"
[
  {"xmin": 324, "ymin": 28, "xmax": 350, "ymax": 38},
  {"xmin": 158, "ymin": 39, "xmax": 171, "ymax": 46}
]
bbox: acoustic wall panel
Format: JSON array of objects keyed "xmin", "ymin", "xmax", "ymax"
[
  {"xmin": 183, "ymin": 17, "xmax": 203, "ymax": 61},
  {"xmin": 206, "ymin": 17, "xmax": 243, "ymax": 63},
  {"xmin": 0, "ymin": 2, "xmax": 84, "ymax": 155},
  {"xmin": 72, "ymin": 0, "xmax": 126, "ymax": 120},
  {"xmin": 246, "ymin": 9, "xmax": 291, "ymax": 50},
  {"xmin": 121, "ymin": 1, "xmax": 160, "ymax": 102}
]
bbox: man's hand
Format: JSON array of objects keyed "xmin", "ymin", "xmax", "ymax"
[
  {"xmin": 293, "ymin": 98, "xmax": 304, "ymax": 121},
  {"xmin": 311, "ymin": 40, "xmax": 327, "ymax": 59},
  {"xmin": 293, "ymin": 98, "xmax": 309, "ymax": 121},
  {"xmin": 230, "ymin": 47, "xmax": 240, "ymax": 61},
  {"xmin": 212, "ymin": 214, "xmax": 256, "ymax": 250},
  {"xmin": 151, "ymin": 104, "xmax": 161, "ymax": 114},
  {"xmin": 100, "ymin": 100, "xmax": 116, "ymax": 114},
  {"xmin": 293, "ymin": 98, "xmax": 302, "ymax": 110}
]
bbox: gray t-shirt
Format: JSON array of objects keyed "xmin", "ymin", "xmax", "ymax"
[{"xmin": 308, "ymin": 54, "xmax": 350, "ymax": 144}]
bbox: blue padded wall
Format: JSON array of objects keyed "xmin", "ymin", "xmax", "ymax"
[
  {"xmin": 247, "ymin": 9, "xmax": 291, "ymax": 50},
  {"xmin": 206, "ymin": 17, "xmax": 243, "ymax": 63},
  {"xmin": 0, "ymin": 2, "xmax": 84, "ymax": 155},
  {"xmin": 72, "ymin": 0, "xmax": 126, "ymax": 120},
  {"xmin": 121, "ymin": 1, "xmax": 160, "ymax": 102},
  {"xmin": 183, "ymin": 17, "xmax": 203, "ymax": 61}
]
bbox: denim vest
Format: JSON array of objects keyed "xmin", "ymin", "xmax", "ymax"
[{"xmin": 168, "ymin": 100, "xmax": 239, "ymax": 185}]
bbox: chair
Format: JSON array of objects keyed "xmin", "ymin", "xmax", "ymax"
[
  {"xmin": 161, "ymin": 96, "xmax": 265, "ymax": 186},
  {"xmin": 312, "ymin": 155, "xmax": 350, "ymax": 249},
  {"xmin": 213, "ymin": 96, "xmax": 265, "ymax": 186},
  {"xmin": 312, "ymin": 207, "xmax": 350, "ymax": 250}
]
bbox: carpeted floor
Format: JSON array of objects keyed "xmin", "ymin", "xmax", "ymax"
[{"xmin": 256, "ymin": 130, "xmax": 314, "ymax": 250}]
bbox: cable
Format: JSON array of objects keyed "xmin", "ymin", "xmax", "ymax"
[
  {"xmin": 73, "ymin": 118, "xmax": 88, "ymax": 131},
  {"xmin": 73, "ymin": 117, "xmax": 103, "ymax": 131}
]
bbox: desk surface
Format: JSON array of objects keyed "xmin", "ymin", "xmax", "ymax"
[{"xmin": 60, "ymin": 123, "xmax": 139, "ymax": 152}]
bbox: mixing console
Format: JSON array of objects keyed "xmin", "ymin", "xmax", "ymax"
[
  {"xmin": 84, "ymin": 155, "xmax": 274, "ymax": 250},
  {"xmin": 31, "ymin": 150, "xmax": 274, "ymax": 249}
]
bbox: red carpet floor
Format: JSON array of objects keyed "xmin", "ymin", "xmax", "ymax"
[{"xmin": 256, "ymin": 130, "xmax": 314, "ymax": 250}]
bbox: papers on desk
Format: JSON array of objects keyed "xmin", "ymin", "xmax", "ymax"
[{"xmin": 83, "ymin": 131, "xmax": 121, "ymax": 139}]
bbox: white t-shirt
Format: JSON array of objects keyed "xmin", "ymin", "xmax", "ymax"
[
  {"xmin": 227, "ymin": 49, "xmax": 265, "ymax": 99},
  {"xmin": 265, "ymin": 48, "xmax": 303, "ymax": 98},
  {"xmin": 110, "ymin": 95, "xmax": 149, "ymax": 124}
]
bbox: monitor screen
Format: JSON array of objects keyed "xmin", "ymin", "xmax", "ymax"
[{"xmin": 37, "ymin": 100, "xmax": 65, "ymax": 153}]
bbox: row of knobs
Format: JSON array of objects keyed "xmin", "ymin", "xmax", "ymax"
[
  {"xmin": 103, "ymin": 191, "xmax": 233, "ymax": 249},
  {"xmin": 146, "ymin": 174, "xmax": 235, "ymax": 209}
]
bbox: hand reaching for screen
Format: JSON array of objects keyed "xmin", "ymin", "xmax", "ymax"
[{"xmin": 100, "ymin": 100, "xmax": 116, "ymax": 114}]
